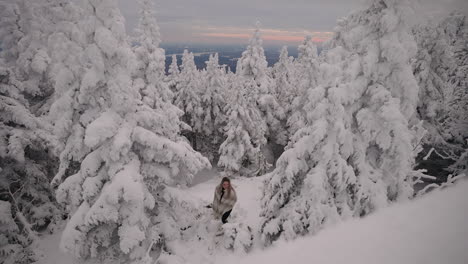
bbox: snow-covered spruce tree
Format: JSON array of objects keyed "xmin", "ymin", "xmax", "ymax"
[
  {"xmin": 195, "ymin": 53, "xmax": 228, "ymax": 163},
  {"xmin": 440, "ymin": 13, "xmax": 468, "ymax": 147},
  {"xmin": 0, "ymin": 1, "xmax": 62, "ymax": 263},
  {"xmin": 410, "ymin": 21, "xmax": 463, "ymax": 181},
  {"xmin": 237, "ymin": 22, "xmax": 287, "ymax": 148},
  {"xmin": 132, "ymin": 0, "xmax": 173, "ymax": 106},
  {"xmin": 260, "ymin": 0, "xmax": 423, "ymax": 244},
  {"xmin": 287, "ymin": 36, "xmax": 320, "ymax": 140},
  {"xmin": 174, "ymin": 49, "xmax": 204, "ymax": 149},
  {"xmin": 439, "ymin": 13, "xmax": 468, "ymax": 176},
  {"xmin": 167, "ymin": 54, "xmax": 180, "ymax": 92},
  {"xmin": 271, "ymin": 46, "xmax": 296, "ymax": 139},
  {"xmin": 201, "ymin": 53, "xmax": 227, "ymax": 137},
  {"xmin": 0, "ymin": 68, "xmax": 59, "ymax": 264},
  {"xmin": 0, "ymin": 1, "xmax": 22, "ymax": 65},
  {"xmin": 218, "ymin": 78, "xmax": 268, "ymax": 176},
  {"xmin": 48, "ymin": 1, "xmax": 210, "ymax": 263},
  {"xmin": 412, "ymin": 23, "xmax": 456, "ymax": 147},
  {"xmin": 0, "ymin": 200, "xmax": 35, "ymax": 264},
  {"xmin": 412, "ymin": 13, "xmax": 468, "ymax": 178}
]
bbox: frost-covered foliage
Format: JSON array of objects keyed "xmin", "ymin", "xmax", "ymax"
[
  {"xmin": 439, "ymin": 13, "xmax": 468, "ymax": 176},
  {"xmin": 0, "ymin": 201, "xmax": 35, "ymax": 264},
  {"xmin": 271, "ymin": 46, "xmax": 297, "ymax": 141},
  {"xmin": 218, "ymin": 79, "xmax": 268, "ymax": 176},
  {"xmin": 412, "ymin": 23, "xmax": 456, "ymax": 147},
  {"xmin": 133, "ymin": 0, "xmax": 173, "ymax": 106},
  {"xmin": 195, "ymin": 54, "xmax": 228, "ymax": 163},
  {"xmin": 439, "ymin": 13, "xmax": 468, "ymax": 148},
  {"xmin": 0, "ymin": 1, "xmax": 61, "ymax": 263},
  {"xmin": 237, "ymin": 22, "xmax": 286, "ymax": 147},
  {"xmin": 287, "ymin": 36, "xmax": 320, "ymax": 139},
  {"xmin": 200, "ymin": 54, "xmax": 227, "ymax": 138},
  {"xmin": 236, "ymin": 22, "xmax": 271, "ymax": 90},
  {"xmin": 0, "ymin": 2, "xmax": 22, "ymax": 64},
  {"xmin": 47, "ymin": 1, "xmax": 210, "ymax": 263},
  {"xmin": 218, "ymin": 223, "xmax": 253, "ymax": 253},
  {"xmin": 260, "ymin": 0, "xmax": 423, "ymax": 244},
  {"xmin": 411, "ymin": 13, "xmax": 468, "ymax": 179},
  {"xmin": 0, "ymin": 66, "xmax": 59, "ymax": 264},
  {"xmin": 2, "ymin": 0, "xmax": 59, "ymax": 112},
  {"xmin": 174, "ymin": 50, "xmax": 204, "ymax": 142},
  {"xmin": 167, "ymin": 54, "xmax": 180, "ymax": 92}
]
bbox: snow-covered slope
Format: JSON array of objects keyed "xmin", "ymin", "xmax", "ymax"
[
  {"xmin": 36, "ymin": 173, "xmax": 467, "ymax": 264},
  {"xmin": 220, "ymin": 180, "xmax": 468, "ymax": 264}
]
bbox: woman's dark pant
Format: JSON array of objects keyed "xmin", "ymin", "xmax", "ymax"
[{"xmin": 221, "ymin": 210, "xmax": 232, "ymax": 224}]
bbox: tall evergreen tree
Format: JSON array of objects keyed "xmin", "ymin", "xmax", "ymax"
[
  {"xmin": 271, "ymin": 46, "xmax": 296, "ymax": 142},
  {"xmin": 287, "ymin": 36, "xmax": 320, "ymax": 140},
  {"xmin": 132, "ymin": 0, "xmax": 173, "ymax": 106},
  {"xmin": 167, "ymin": 54, "xmax": 180, "ymax": 92},
  {"xmin": 439, "ymin": 13, "xmax": 468, "ymax": 176},
  {"xmin": 261, "ymin": 0, "xmax": 423, "ymax": 244},
  {"xmin": 48, "ymin": 1, "xmax": 209, "ymax": 263},
  {"xmin": 196, "ymin": 53, "xmax": 227, "ymax": 163},
  {"xmin": 236, "ymin": 22, "xmax": 286, "ymax": 166},
  {"xmin": 412, "ymin": 23, "xmax": 456, "ymax": 146},
  {"xmin": 218, "ymin": 79, "xmax": 268, "ymax": 176},
  {"xmin": 173, "ymin": 49, "xmax": 204, "ymax": 149},
  {"xmin": 0, "ymin": 1, "xmax": 62, "ymax": 263}
]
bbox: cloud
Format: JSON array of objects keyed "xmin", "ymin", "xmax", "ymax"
[
  {"xmin": 118, "ymin": 0, "xmax": 468, "ymax": 44},
  {"xmin": 200, "ymin": 28, "xmax": 334, "ymax": 44}
]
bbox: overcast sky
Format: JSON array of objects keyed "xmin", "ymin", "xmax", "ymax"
[{"xmin": 118, "ymin": 0, "xmax": 468, "ymax": 45}]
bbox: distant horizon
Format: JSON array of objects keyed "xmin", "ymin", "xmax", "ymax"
[{"xmin": 158, "ymin": 40, "xmax": 325, "ymax": 48}]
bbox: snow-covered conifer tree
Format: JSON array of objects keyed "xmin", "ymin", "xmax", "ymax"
[
  {"xmin": 48, "ymin": 1, "xmax": 210, "ymax": 263},
  {"xmin": 438, "ymin": 13, "xmax": 468, "ymax": 175},
  {"xmin": 236, "ymin": 22, "xmax": 271, "ymax": 91},
  {"xmin": 0, "ymin": 1, "xmax": 62, "ymax": 262},
  {"xmin": 271, "ymin": 46, "xmax": 296, "ymax": 139},
  {"xmin": 174, "ymin": 49, "xmax": 204, "ymax": 148},
  {"xmin": 412, "ymin": 23, "xmax": 456, "ymax": 147},
  {"xmin": 0, "ymin": 66, "xmax": 59, "ymax": 264},
  {"xmin": 235, "ymin": 22, "xmax": 286, "ymax": 171},
  {"xmin": 0, "ymin": 200, "xmax": 35, "ymax": 264},
  {"xmin": 218, "ymin": 79, "xmax": 268, "ymax": 176},
  {"xmin": 287, "ymin": 36, "xmax": 320, "ymax": 139},
  {"xmin": 201, "ymin": 53, "xmax": 226, "ymax": 136},
  {"xmin": 195, "ymin": 53, "xmax": 228, "ymax": 162},
  {"xmin": 440, "ymin": 13, "xmax": 468, "ymax": 147},
  {"xmin": 261, "ymin": 0, "xmax": 423, "ymax": 244},
  {"xmin": 167, "ymin": 54, "xmax": 180, "ymax": 92},
  {"xmin": 132, "ymin": 0, "xmax": 173, "ymax": 105}
]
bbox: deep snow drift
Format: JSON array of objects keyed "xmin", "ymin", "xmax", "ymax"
[
  {"xmin": 221, "ymin": 179, "xmax": 468, "ymax": 264},
  {"xmin": 36, "ymin": 171, "xmax": 467, "ymax": 264}
]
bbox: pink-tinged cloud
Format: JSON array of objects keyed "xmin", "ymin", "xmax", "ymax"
[
  {"xmin": 202, "ymin": 33, "xmax": 251, "ymax": 39},
  {"xmin": 200, "ymin": 29, "xmax": 333, "ymax": 44}
]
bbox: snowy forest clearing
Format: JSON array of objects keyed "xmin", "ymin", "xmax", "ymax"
[
  {"xmin": 35, "ymin": 175, "xmax": 468, "ymax": 264},
  {"xmin": 34, "ymin": 170, "xmax": 265, "ymax": 264}
]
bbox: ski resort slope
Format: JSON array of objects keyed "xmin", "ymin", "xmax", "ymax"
[{"xmin": 220, "ymin": 179, "xmax": 468, "ymax": 264}]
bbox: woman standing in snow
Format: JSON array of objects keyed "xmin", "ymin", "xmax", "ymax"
[{"xmin": 212, "ymin": 177, "xmax": 237, "ymax": 224}]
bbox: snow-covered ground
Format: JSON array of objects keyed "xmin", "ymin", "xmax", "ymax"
[
  {"xmin": 187, "ymin": 171, "xmax": 265, "ymax": 231},
  {"xmin": 36, "ymin": 171, "xmax": 468, "ymax": 264},
  {"xmin": 220, "ymin": 179, "xmax": 468, "ymax": 264}
]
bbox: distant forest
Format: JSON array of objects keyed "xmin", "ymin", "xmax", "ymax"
[{"xmin": 162, "ymin": 44, "xmax": 308, "ymax": 72}]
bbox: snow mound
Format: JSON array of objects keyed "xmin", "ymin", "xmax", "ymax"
[{"xmin": 221, "ymin": 180, "xmax": 468, "ymax": 264}]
